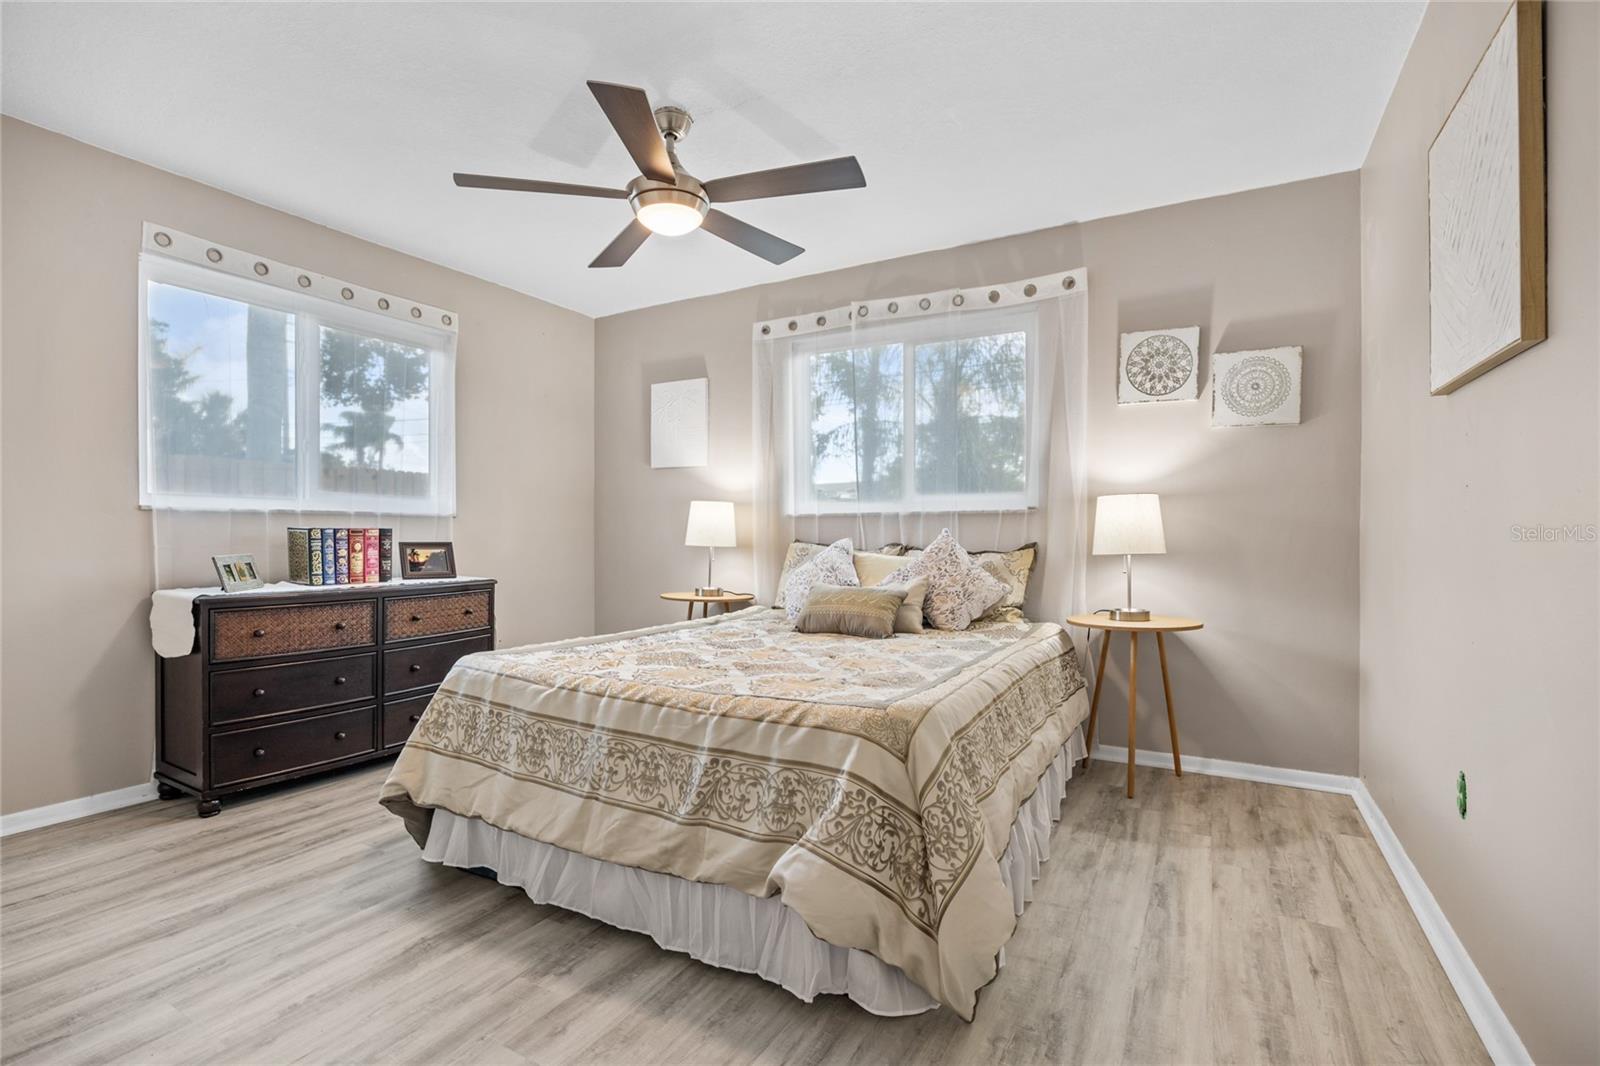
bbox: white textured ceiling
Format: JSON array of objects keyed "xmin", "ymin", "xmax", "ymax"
[{"xmin": 1, "ymin": 2, "xmax": 1421, "ymax": 318}]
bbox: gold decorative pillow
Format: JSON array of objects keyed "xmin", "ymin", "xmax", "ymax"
[
  {"xmin": 794, "ymin": 584, "xmax": 907, "ymax": 639},
  {"xmin": 972, "ymin": 543, "xmax": 1038, "ymax": 622},
  {"xmin": 852, "ymin": 550, "xmax": 908, "ymax": 588},
  {"xmin": 877, "ymin": 575, "xmax": 928, "ymax": 634}
]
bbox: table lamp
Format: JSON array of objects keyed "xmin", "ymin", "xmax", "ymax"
[
  {"xmin": 1092, "ymin": 493, "xmax": 1166, "ymax": 621},
  {"xmin": 685, "ymin": 500, "xmax": 736, "ymax": 596}
]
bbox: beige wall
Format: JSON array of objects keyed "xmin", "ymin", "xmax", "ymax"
[
  {"xmin": 595, "ymin": 172, "xmax": 1363, "ymax": 774},
  {"xmin": 0, "ymin": 117, "xmax": 596, "ymax": 815},
  {"xmin": 1358, "ymin": 3, "xmax": 1599, "ymax": 1062}
]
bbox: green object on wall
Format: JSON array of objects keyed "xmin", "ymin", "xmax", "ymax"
[{"xmin": 1457, "ymin": 771, "xmax": 1468, "ymax": 819}]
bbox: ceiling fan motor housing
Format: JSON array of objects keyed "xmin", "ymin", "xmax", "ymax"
[{"xmin": 653, "ymin": 105, "xmax": 693, "ymax": 142}]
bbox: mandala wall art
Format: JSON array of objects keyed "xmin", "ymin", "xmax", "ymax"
[
  {"xmin": 1118, "ymin": 327, "xmax": 1199, "ymax": 404},
  {"xmin": 1211, "ymin": 347, "xmax": 1302, "ymax": 427}
]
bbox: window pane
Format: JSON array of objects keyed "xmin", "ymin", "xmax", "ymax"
[
  {"xmin": 913, "ymin": 331, "xmax": 1027, "ymax": 496},
  {"xmin": 808, "ymin": 345, "xmax": 903, "ymax": 502},
  {"xmin": 146, "ymin": 282, "xmax": 296, "ymax": 499},
  {"xmin": 318, "ymin": 326, "xmax": 432, "ymax": 498}
]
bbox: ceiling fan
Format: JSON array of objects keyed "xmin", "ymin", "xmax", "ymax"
[{"xmin": 453, "ymin": 80, "xmax": 866, "ymax": 268}]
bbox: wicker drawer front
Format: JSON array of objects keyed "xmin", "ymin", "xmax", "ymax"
[
  {"xmin": 212, "ymin": 602, "xmax": 375, "ymax": 662},
  {"xmin": 210, "ymin": 706, "xmax": 376, "ymax": 786},
  {"xmin": 385, "ymin": 591, "xmax": 491, "ymax": 641},
  {"xmin": 209, "ymin": 653, "xmax": 376, "ymax": 725}
]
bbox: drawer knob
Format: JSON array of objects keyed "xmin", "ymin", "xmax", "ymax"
[
  {"xmin": 252, "ymin": 628, "xmax": 266, "ymax": 638},
  {"xmin": 253, "ymin": 747, "xmax": 266, "ymax": 758},
  {"xmin": 334, "ymin": 621, "xmax": 347, "ymax": 631},
  {"xmin": 410, "ymin": 613, "xmax": 422, "ymax": 622},
  {"xmin": 335, "ymin": 731, "xmax": 348, "ymax": 741},
  {"xmin": 409, "ymin": 663, "xmax": 422, "ymax": 672},
  {"xmin": 463, "ymin": 607, "xmax": 474, "ymax": 616},
  {"xmin": 409, "ymin": 714, "xmax": 421, "ymax": 723},
  {"xmin": 333, "ymin": 676, "xmax": 347, "ymax": 685},
  {"xmin": 252, "ymin": 687, "xmax": 266, "ymax": 698}
]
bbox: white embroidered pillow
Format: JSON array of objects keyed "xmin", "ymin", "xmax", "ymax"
[
  {"xmin": 783, "ymin": 538, "xmax": 858, "ymax": 622},
  {"xmin": 882, "ymin": 529, "xmax": 1007, "ymax": 630}
]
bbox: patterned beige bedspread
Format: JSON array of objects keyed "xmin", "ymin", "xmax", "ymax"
[{"xmin": 380, "ymin": 606, "xmax": 1087, "ymax": 1019}]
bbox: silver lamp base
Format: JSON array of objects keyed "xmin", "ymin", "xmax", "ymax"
[
  {"xmin": 1107, "ymin": 607, "xmax": 1151, "ymax": 622},
  {"xmin": 695, "ymin": 586, "xmax": 723, "ymax": 597}
]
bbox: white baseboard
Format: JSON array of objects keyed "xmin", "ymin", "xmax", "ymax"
[
  {"xmin": 1090, "ymin": 743, "xmax": 1358, "ymax": 794},
  {"xmin": 1351, "ymin": 781, "xmax": 1532, "ymax": 1066},
  {"xmin": 1093, "ymin": 743, "xmax": 1529, "ymax": 1066},
  {"xmin": 0, "ymin": 781, "xmax": 159, "ymax": 838}
]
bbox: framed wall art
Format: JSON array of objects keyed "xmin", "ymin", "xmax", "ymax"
[
  {"xmin": 1428, "ymin": 0, "xmax": 1545, "ymax": 395},
  {"xmin": 1119, "ymin": 327, "xmax": 1199, "ymax": 404},
  {"xmin": 1211, "ymin": 347, "xmax": 1302, "ymax": 427},
  {"xmin": 650, "ymin": 377, "xmax": 709, "ymax": 468}
]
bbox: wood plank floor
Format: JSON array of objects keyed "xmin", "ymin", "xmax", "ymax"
[{"xmin": 0, "ymin": 759, "xmax": 1487, "ymax": 1065}]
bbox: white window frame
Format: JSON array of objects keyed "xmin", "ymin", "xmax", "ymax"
[
  {"xmin": 138, "ymin": 255, "xmax": 456, "ymax": 515},
  {"xmin": 783, "ymin": 305, "xmax": 1040, "ymax": 515}
]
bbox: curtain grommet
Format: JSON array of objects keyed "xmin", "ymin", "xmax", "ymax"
[
  {"xmin": 297, "ymin": 274, "xmax": 312, "ymax": 288},
  {"xmin": 411, "ymin": 307, "xmax": 422, "ymax": 318},
  {"xmin": 919, "ymin": 298, "xmax": 931, "ymax": 311},
  {"xmin": 857, "ymin": 305, "xmax": 868, "ymax": 317},
  {"xmin": 952, "ymin": 294, "xmax": 965, "ymax": 307},
  {"xmin": 1063, "ymin": 276, "xmax": 1076, "ymax": 290},
  {"xmin": 816, "ymin": 316, "xmax": 826, "ymax": 326},
  {"xmin": 1023, "ymin": 283, "xmax": 1037, "ymax": 297},
  {"xmin": 253, "ymin": 262, "xmax": 270, "ymax": 276},
  {"xmin": 887, "ymin": 302, "xmax": 899, "ymax": 313},
  {"xmin": 341, "ymin": 287, "xmax": 354, "ymax": 300},
  {"xmin": 442, "ymin": 314, "xmax": 452, "ymax": 326},
  {"xmin": 153, "ymin": 232, "xmax": 172, "ymax": 248},
  {"xmin": 206, "ymin": 248, "xmax": 223, "ymax": 263},
  {"xmin": 378, "ymin": 298, "xmax": 390, "ymax": 310},
  {"xmin": 988, "ymin": 290, "xmax": 1000, "ymax": 303},
  {"xmin": 760, "ymin": 324, "xmax": 771, "ymax": 336},
  {"xmin": 787, "ymin": 320, "xmax": 797, "ymax": 331}
]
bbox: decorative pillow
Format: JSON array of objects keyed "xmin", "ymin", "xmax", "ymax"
[
  {"xmin": 782, "ymin": 538, "xmax": 857, "ymax": 622},
  {"xmin": 852, "ymin": 550, "xmax": 908, "ymax": 588},
  {"xmin": 971, "ymin": 543, "xmax": 1037, "ymax": 622},
  {"xmin": 882, "ymin": 529, "xmax": 1008, "ymax": 630},
  {"xmin": 872, "ymin": 543, "xmax": 913, "ymax": 556},
  {"xmin": 773, "ymin": 541, "xmax": 825, "ymax": 609},
  {"xmin": 875, "ymin": 575, "xmax": 928, "ymax": 634},
  {"xmin": 794, "ymin": 584, "xmax": 906, "ymax": 639}
]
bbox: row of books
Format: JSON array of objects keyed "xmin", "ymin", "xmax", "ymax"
[{"xmin": 286, "ymin": 528, "xmax": 394, "ymax": 585}]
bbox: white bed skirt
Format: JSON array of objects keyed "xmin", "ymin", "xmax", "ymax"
[{"xmin": 421, "ymin": 725, "xmax": 1087, "ymax": 1016}]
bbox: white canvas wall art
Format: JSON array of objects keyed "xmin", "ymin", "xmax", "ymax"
[
  {"xmin": 1427, "ymin": 0, "xmax": 1545, "ymax": 395},
  {"xmin": 1119, "ymin": 327, "xmax": 1199, "ymax": 404},
  {"xmin": 650, "ymin": 377, "xmax": 708, "ymax": 468},
  {"xmin": 1211, "ymin": 347, "xmax": 1302, "ymax": 427}
]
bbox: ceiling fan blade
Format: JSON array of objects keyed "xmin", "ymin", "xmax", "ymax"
[
  {"xmin": 453, "ymin": 173, "xmax": 628, "ymax": 199},
  {"xmin": 700, "ymin": 209, "xmax": 803, "ymax": 265},
  {"xmin": 586, "ymin": 81, "xmax": 676, "ymax": 184},
  {"xmin": 589, "ymin": 218, "xmax": 652, "ymax": 268},
  {"xmin": 702, "ymin": 156, "xmax": 865, "ymax": 203}
]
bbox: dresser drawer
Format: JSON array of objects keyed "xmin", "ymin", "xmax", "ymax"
[
  {"xmin": 385, "ymin": 591, "xmax": 491, "ymax": 642},
  {"xmin": 382, "ymin": 693, "xmax": 434, "ymax": 749},
  {"xmin": 210, "ymin": 706, "xmax": 376, "ymax": 786},
  {"xmin": 211, "ymin": 601, "xmax": 376, "ymax": 662},
  {"xmin": 384, "ymin": 634, "xmax": 492, "ymax": 694},
  {"xmin": 209, "ymin": 653, "xmax": 376, "ymax": 725}
]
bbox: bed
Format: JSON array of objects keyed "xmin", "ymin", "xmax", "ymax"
[{"xmin": 380, "ymin": 605, "xmax": 1088, "ymax": 1020}]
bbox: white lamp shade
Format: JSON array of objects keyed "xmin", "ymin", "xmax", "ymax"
[
  {"xmin": 684, "ymin": 500, "xmax": 736, "ymax": 548},
  {"xmin": 1092, "ymin": 494, "xmax": 1166, "ymax": 555}
]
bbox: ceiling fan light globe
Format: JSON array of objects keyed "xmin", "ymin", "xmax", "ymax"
[{"xmin": 636, "ymin": 200, "xmax": 705, "ymax": 236}]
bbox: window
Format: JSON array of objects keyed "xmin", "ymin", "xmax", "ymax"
[
  {"xmin": 785, "ymin": 307, "xmax": 1038, "ymax": 513},
  {"xmin": 139, "ymin": 257, "xmax": 455, "ymax": 514}
]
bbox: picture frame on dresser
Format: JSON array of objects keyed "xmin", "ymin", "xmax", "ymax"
[{"xmin": 153, "ymin": 578, "xmax": 495, "ymax": 817}]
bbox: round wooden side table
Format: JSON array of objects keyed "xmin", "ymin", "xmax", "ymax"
[
  {"xmin": 1066, "ymin": 613, "xmax": 1204, "ymax": 799},
  {"xmin": 661, "ymin": 591, "xmax": 756, "ymax": 620}
]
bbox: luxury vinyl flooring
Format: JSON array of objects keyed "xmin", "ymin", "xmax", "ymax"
[{"xmin": 0, "ymin": 759, "xmax": 1487, "ymax": 1066}]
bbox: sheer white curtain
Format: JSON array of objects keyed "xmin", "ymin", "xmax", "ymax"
[
  {"xmin": 752, "ymin": 271, "xmax": 1088, "ymax": 627},
  {"xmin": 140, "ymin": 228, "xmax": 458, "ymax": 590}
]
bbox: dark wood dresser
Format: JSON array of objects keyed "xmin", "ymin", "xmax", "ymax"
[{"xmin": 155, "ymin": 579, "xmax": 495, "ymax": 817}]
